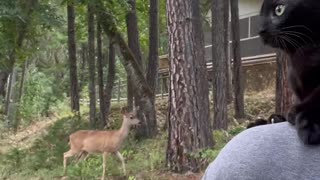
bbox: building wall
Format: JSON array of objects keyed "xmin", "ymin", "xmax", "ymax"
[
  {"xmin": 204, "ymin": 0, "xmax": 275, "ymax": 62},
  {"xmin": 239, "ymin": 0, "xmax": 263, "ymax": 18},
  {"xmin": 206, "ymin": 0, "xmax": 263, "ymax": 22}
]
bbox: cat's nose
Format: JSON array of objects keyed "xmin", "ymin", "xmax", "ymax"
[
  {"xmin": 259, "ymin": 28, "xmax": 268, "ymax": 36},
  {"xmin": 259, "ymin": 28, "xmax": 267, "ymax": 36}
]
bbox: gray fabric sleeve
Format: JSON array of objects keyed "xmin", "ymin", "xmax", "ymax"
[{"xmin": 202, "ymin": 123, "xmax": 320, "ymax": 180}]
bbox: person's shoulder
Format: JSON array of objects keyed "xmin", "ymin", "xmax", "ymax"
[
  {"xmin": 238, "ymin": 122, "xmax": 294, "ymax": 140},
  {"xmin": 202, "ymin": 122, "xmax": 297, "ymax": 180},
  {"xmin": 228, "ymin": 122, "xmax": 295, "ymax": 147},
  {"xmin": 240, "ymin": 122, "xmax": 294, "ymax": 136}
]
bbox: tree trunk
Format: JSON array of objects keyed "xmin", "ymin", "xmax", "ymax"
[
  {"xmin": 231, "ymin": 0, "xmax": 245, "ymax": 119},
  {"xmin": 5, "ymin": 72, "xmax": 13, "ymax": 117},
  {"xmin": 126, "ymin": 0, "xmax": 156, "ymax": 138},
  {"xmin": 67, "ymin": 1, "xmax": 80, "ymax": 113},
  {"xmin": 212, "ymin": 0, "xmax": 229, "ymax": 130},
  {"xmin": 79, "ymin": 44, "xmax": 87, "ymax": 93},
  {"xmin": 0, "ymin": 72, "xmax": 9, "ymax": 101},
  {"xmin": 97, "ymin": 23, "xmax": 106, "ymax": 129},
  {"xmin": 126, "ymin": 0, "xmax": 141, "ymax": 112},
  {"xmin": 88, "ymin": 3, "xmax": 96, "ymax": 129},
  {"xmin": 96, "ymin": 1, "xmax": 157, "ymax": 138},
  {"xmin": 166, "ymin": 0, "xmax": 214, "ymax": 173},
  {"xmin": 16, "ymin": 61, "xmax": 28, "ymax": 132},
  {"xmin": 146, "ymin": 0, "xmax": 159, "ymax": 103},
  {"xmin": 6, "ymin": 68, "xmax": 17, "ymax": 129},
  {"xmin": 18, "ymin": 60, "xmax": 28, "ymax": 102},
  {"xmin": 225, "ymin": 1, "xmax": 232, "ymax": 104},
  {"xmin": 104, "ymin": 42, "xmax": 116, "ymax": 124},
  {"xmin": 5, "ymin": 52, "xmax": 16, "ymax": 115},
  {"xmin": 275, "ymin": 51, "xmax": 293, "ymax": 115},
  {"xmin": 127, "ymin": 77, "xmax": 134, "ymax": 110}
]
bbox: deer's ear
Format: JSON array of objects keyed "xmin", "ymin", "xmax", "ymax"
[
  {"xmin": 121, "ymin": 106, "xmax": 128, "ymax": 114},
  {"xmin": 134, "ymin": 106, "xmax": 140, "ymax": 112}
]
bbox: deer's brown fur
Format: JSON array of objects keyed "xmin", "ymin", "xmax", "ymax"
[{"xmin": 62, "ymin": 107, "xmax": 140, "ymax": 180}]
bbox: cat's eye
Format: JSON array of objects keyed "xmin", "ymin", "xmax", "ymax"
[{"xmin": 275, "ymin": 4, "xmax": 286, "ymax": 16}]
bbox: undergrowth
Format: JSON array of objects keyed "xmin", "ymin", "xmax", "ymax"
[
  {"xmin": 0, "ymin": 111, "xmax": 167, "ymax": 180},
  {"xmin": 0, "ymin": 89, "xmax": 268, "ymax": 179}
]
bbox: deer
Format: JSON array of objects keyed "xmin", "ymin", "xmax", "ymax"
[{"xmin": 62, "ymin": 107, "xmax": 140, "ymax": 180}]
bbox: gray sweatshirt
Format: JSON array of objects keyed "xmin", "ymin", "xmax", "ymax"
[{"xmin": 202, "ymin": 122, "xmax": 320, "ymax": 180}]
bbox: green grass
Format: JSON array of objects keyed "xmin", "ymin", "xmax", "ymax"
[
  {"xmin": 0, "ymin": 103, "xmax": 247, "ymax": 180},
  {"xmin": 0, "ymin": 113, "xmax": 168, "ymax": 180}
]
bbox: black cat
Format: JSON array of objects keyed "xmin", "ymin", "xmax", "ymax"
[
  {"xmin": 247, "ymin": 114, "xmax": 286, "ymax": 129},
  {"xmin": 259, "ymin": 0, "xmax": 320, "ymax": 144}
]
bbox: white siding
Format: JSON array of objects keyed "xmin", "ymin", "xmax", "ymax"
[
  {"xmin": 239, "ymin": 0, "xmax": 263, "ymax": 18},
  {"xmin": 207, "ymin": 0, "xmax": 263, "ymax": 21}
]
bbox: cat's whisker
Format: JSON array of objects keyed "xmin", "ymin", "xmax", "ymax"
[
  {"xmin": 280, "ymin": 31, "xmax": 317, "ymax": 47},
  {"xmin": 282, "ymin": 30, "xmax": 315, "ymax": 41},
  {"xmin": 278, "ymin": 36, "xmax": 291, "ymax": 54},
  {"xmin": 273, "ymin": 37, "xmax": 279, "ymax": 47},
  {"xmin": 280, "ymin": 35, "xmax": 305, "ymax": 56},
  {"xmin": 280, "ymin": 25, "xmax": 314, "ymax": 34},
  {"xmin": 283, "ymin": 35, "xmax": 301, "ymax": 50},
  {"xmin": 280, "ymin": 38, "xmax": 289, "ymax": 53},
  {"xmin": 280, "ymin": 32, "xmax": 311, "ymax": 47}
]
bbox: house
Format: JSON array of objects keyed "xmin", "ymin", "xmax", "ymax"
[{"xmin": 158, "ymin": 0, "xmax": 276, "ymax": 93}]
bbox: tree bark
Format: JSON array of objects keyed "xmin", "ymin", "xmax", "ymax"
[
  {"xmin": 231, "ymin": 0, "xmax": 245, "ymax": 119},
  {"xmin": 18, "ymin": 60, "xmax": 28, "ymax": 102},
  {"xmin": 126, "ymin": 0, "xmax": 142, "ymax": 112},
  {"xmin": 5, "ymin": 60, "xmax": 14, "ymax": 116},
  {"xmin": 96, "ymin": 1, "xmax": 157, "ymax": 138},
  {"xmin": 212, "ymin": 0, "xmax": 229, "ymax": 130},
  {"xmin": 104, "ymin": 42, "xmax": 116, "ymax": 124},
  {"xmin": 225, "ymin": 0, "xmax": 232, "ymax": 104},
  {"xmin": 6, "ymin": 68, "xmax": 17, "ymax": 129},
  {"xmin": 126, "ymin": 0, "xmax": 156, "ymax": 138},
  {"xmin": 166, "ymin": 0, "xmax": 214, "ymax": 173},
  {"xmin": 88, "ymin": 3, "xmax": 96, "ymax": 129},
  {"xmin": 79, "ymin": 44, "xmax": 87, "ymax": 93},
  {"xmin": 67, "ymin": 1, "xmax": 80, "ymax": 113},
  {"xmin": 0, "ymin": 72, "xmax": 9, "ymax": 100},
  {"xmin": 97, "ymin": 23, "xmax": 106, "ymax": 129},
  {"xmin": 146, "ymin": 0, "xmax": 159, "ymax": 103},
  {"xmin": 275, "ymin": 51, "xmax": 293, "ymax": 115},
  {"xmin": 127, "ymin": 77, "xmax": 134, "ymax": 111}
]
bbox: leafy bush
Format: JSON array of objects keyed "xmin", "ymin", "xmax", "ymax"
[{"xmin": 19, "ymin": 70, "xmax": 67, "ymax": 125}]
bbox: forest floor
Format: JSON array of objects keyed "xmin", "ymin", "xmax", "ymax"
[
  {"xmin": 0, "ymin": 89, "xmax": 275, "ymax": 180},
  {"xmin": 0, "ymin": 114, "xmax": 61, "ymax": 154}
]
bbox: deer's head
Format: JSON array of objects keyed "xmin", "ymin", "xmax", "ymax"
[{"xmin": 121, "ymin": 106, "xmax": 141, "ymax": 126}]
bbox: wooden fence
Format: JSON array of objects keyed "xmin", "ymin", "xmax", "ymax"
[{"xmin": 80, "ymin": 75, "xmax": 169, "ymax": 105}]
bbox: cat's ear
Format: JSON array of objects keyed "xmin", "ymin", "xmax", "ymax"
[{"xmin": 260, "ymin": 1, "xmax": 267, "ymax": 15}]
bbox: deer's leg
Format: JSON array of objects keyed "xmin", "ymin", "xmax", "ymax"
[
  {"xmin": 116, "ymin": 151, "xmax": 126, "ymax": 176},
  {"xmin": 63, "ymin": 150, "xmax": 77, "ymax": 176},
  {"xmin": 76, "ymin": 151, "xmax": 89, "ymax": 162},
  {"xmin": 101, "ymin": 152, "xmax": 109, "ymax": 180}
]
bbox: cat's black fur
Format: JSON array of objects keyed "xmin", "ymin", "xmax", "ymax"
[
  {"xmin": 259, "ymin": 0, "xmax": 320, "ymax": 144},
  {"xmin": 247, "ymin": 114, "xmax": 286, "ymax": 129},
  {"xmin": 247, "ymin": 119, "xmax": 268, "ymax": 129},
  {"xmin": 268, "ymin": 114, "xmax": 287, "ymax": 124}
]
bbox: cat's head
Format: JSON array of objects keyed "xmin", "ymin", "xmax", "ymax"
[{"xmin": 259, "ymin": 0, "xmax": 320, "ymax": 54}]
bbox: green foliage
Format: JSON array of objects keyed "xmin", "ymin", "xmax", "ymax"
[
  {"xmin": 20, "ymin": 70, "xmax": 67, "ymax": 124},
  {"xmin": 0, "ymin": 0, "xmax": 65, "ymax": 80},
  {"xmin": 229, "ymin": 126, "xmax": 246, "ymax": 136},
  {"xmin": 191, "ymin": 127, "xmax": 246, "ymax": 170},
  {"xmin": 0, "ymin": 111, "xmax": 166, "ymax": 179}
]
